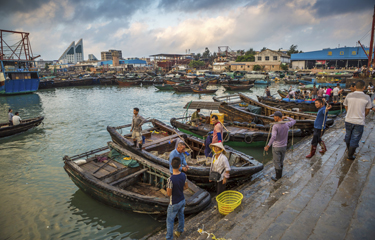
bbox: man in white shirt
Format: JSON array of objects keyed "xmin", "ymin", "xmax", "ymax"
[
  {"xmin": 332, "ymin": 84, "xmax": 340, "ymax": 103},
  {"xmin": 12, "ymin": 112, "xmax": 21, "ymax": 126},
  {"xmin": 343, "ymin": 80, "xmax": 372, "ymax": 160}
]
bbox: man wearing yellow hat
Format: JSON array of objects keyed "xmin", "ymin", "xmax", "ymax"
[{"xmin": 209, "ymin": 142, "xmax": 231, "ymax": 194}]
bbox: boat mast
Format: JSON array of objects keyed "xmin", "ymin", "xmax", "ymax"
[{"xmin": 368, "ymin": 5, "xmax": 375, "ymax": 71}]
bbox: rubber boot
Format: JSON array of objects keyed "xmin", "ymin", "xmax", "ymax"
[
  {"xmin": 271, "ymin": 169, "xmax": 282, "ymax": 181},
  {"xmin": 133, "ymin": 141, "xmax": 137, "ymax": 147},
  {"xmin": 319, "ymin": 141, "xmax": 327, "ymax": 153},
  {"xmin": 306, "ymin": 146, "xmax": 317, "ymax": 158},
  {"xmin": 347, "ymin": 147, "xmax": 357, "ymax": 161},
  {"xmin": 138, "ymin": 143, "xmax": 143, "ymax": 150}
]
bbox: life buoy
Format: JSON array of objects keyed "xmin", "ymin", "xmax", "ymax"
[{"xmin": 244, "ymin": 134, "xmax": 253, "ymax": 144}]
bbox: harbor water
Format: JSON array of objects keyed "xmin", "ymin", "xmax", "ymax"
[{"xmin": 0, "ymin": 83, "xmax": 296, "ymax": 239}]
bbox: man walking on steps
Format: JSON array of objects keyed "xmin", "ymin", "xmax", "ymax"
[
  {"xmin": 130, "ymin": 107, "xmax": 145, "ymax": 150},
  {"xmin": 264, "ymin": 111, "xmax": 296, "ymax": 181},
  {"xmin": 306, "ymin": 99, "xmax": 331, "ymax": 158},
  {"xmin": 344, "ymin": 80, "xmax": 372, "ymax": 161}
]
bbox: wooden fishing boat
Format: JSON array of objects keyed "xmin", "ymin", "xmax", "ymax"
[
  {"xmin": 207, "ymin": 78, "xmax": 219, "ymax": 84},
  {"xmin": 0, "ymin": 116, "xmax": 44, "ymax": 138},
  {"xmin": 228, "ymin": 79, "xmax": 252, "ymax": 85},
  {"xmin": 223, "ymin": 84, "xmax": 254, "ymax": 91},
  {"xmin": 191, "ymin": 88, "xmax": 218, "ymax": 94},
  {"xmin": 63, "ymin": 144, "xmax": 211, "ymax": 216},
  {"xmin": 173, "ymin": 82, "xmax": 209, "ymax": 92},
  {"xmin": 283, "ymin": 79, "xmax": 300, "ymax": 84},
  {"xmin": 154, "ymin": 84, "xmax": 175, "ymax": 90},
  {"xmin": 213, "ymin": 93, "xmax": 334, "ymax": 135},
  {"xmin": 164, "ymin": 79, "xmax": 183, "ymax": 85},
  {"xmin": 169, "ymin": 101, "xmax": 302, "ymax": 147},
  {"xmin": 53, "ymin": 80, "xmax": 70, "ymax": 88},
  {"xmin": 117, "ymin": 80, "xmax": 142, "ymax": 86},
  {"xmin": 254, "ymin": 80, "xmax": 271, "ymax": 85},
  {"xmin": 256, "ymin": 96, "xmax": 344, "ymax": 115},
  {"xmin": 278, "ymin": 89, "xmax": 288, "ymax": 98},
  {"xmin": 107, "ymin": 119, "xmax": 264, "ymax": 187},
  {"xmin": 69, "ymin": 78, "xmax": 94, "ymax": 86}
]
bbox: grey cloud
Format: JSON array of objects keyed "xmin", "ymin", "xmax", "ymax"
[
  {"xmin": 0, "ymin": 0, "xmax": 153, "ymax": 23},
  {"xmin": 312, "ymin": 0, "xmax": 373, "ymax": 17},
  {"xmin": 158, "ymin": 0, "xmax": 248, "ymax": 12}
]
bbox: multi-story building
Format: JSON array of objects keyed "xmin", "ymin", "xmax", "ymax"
[
  {"xmin": 101, "ymin": 50, "xmax": 122, "ymax": 61},
  {"xmin": 58, "ymin": 39, "xmax": 84, "ymax": 64},
  {"xmin": 88, "ymin": 54, "xmax": 98, "ymax": 61}
]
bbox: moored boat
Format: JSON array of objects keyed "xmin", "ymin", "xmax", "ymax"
[
  {"xmin": 213, "ymin": 93, "xmax": 334, "ymax": 135},
  {"xmin": 117, "ymin": 80, "xmax": 142, "ymax": 86},
  {"xmin": 256, "ymin": 96, "xmax": 344, "ymax": 115},
  {"xmin": 63, "ymin": 143, "xmax": 211, "ymax": 216},
  {"xmin": 191, "ymin": 88, "xmax": 218, "ymax": 94},
  {"xmin": 254, "ymin": 79, "xmax": 271, "ymax": 85},
  {"xmin": 223, "ymin": 84, "xmax": 254, "ymax": 91},
  {"xmin": 170, "ymin": 101, "xmax": 302, "ymax": 147},
  {"xmin": 0, "ymin": 116, "xmax": 44, "ymax": 138},
  {"xmin": 154, "ymin": 84, "xmax": 175, "ymax": 90},
  {"xmin": 107, "ymin": 119, "xmax": 264, "ymax": 187}
]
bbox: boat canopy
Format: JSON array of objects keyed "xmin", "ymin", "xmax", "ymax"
[{"xmin": 183, "ymin": 101, "xmax": 222, "ymax": 110}]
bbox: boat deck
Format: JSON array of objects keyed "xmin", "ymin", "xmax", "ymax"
[{"xmin": 148, "ymin": 113, "xmax": 375, "ymax": 240}]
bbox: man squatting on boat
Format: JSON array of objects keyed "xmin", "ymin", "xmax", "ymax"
[{"xmin": 264, "ymin": 111, "xmax": 296, "ymax": 181}]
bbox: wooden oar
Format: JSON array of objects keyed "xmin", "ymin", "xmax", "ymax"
[{"xmin": 93, "ymin": 159, "xmax": 113, "ymax": 174}]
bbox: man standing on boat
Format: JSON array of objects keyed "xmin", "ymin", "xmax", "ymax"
[
  {"xmin": 211, "ymin": 115, "xmax": 223, "ymax": 143},
  {"xmin": 332, "ymin": 84, "xmax": 340, "ymax": 103},
  {"xmin": 264, "ymin": 111, "xmax": 296, "ymax": 181},
  {"xmin": 130, "ymin": 108, "xmax": 145, "ymax": 150},
  {"xmin": 191, "ymin": 109, "xmax": 204, "ymax": 126},
  {"xmin": 344, "ymin": 80, "xmax": 372, "ymax": 161},
  {"xmin": 306, "ymin": 99, "xmax": 331, "ymax": 158}
]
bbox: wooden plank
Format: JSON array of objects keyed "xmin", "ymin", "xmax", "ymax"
[
  {"xmin": 143, "ymin": 134, "xmax": 179, "ymax": 147},
  {"xmin": 110, "ymin": 168, "xmax": 148, "ymax": 186}
]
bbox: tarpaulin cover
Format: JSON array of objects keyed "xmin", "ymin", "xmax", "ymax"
[
  {"xmin": 247, "ymin": 105, "xmax": 261, "ymax": 114},
  {"xmin": 108, "ymin": 148, "xmax": 139, "ymax": 168}
]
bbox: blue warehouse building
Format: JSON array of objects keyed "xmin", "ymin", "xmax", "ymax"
[{"xmin": 291, "ymin": 47, "xmax": 371, "ymax": 70}]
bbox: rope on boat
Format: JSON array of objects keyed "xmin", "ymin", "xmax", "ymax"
[{"xmin": 198, "ymin": 227, "xmax": 228, "ymax": 240}]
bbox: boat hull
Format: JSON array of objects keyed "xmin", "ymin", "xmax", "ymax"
[
  {"xmin": 106, "ymin": 120, "xmax": 264, "ymax": 187},
  {"xmin": 0, "ymin": 78, "xmax": 40, "ymax": 95},
  {"xmin": 0, "ymin": 116, "xmax": 44, "ymax": 138}
]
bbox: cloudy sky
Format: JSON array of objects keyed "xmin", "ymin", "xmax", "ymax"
[{"xmin": 1, "ymin": 0, "xmax": 373, "ymax": 60}]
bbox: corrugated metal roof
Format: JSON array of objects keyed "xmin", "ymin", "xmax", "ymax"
[
  {"xmin": 183, "ymin": 101, "xmax": 222, "ymax": 110},
  {"xmin": 291, "ymin": 47, "xmax": 371, "ymax": 61}
]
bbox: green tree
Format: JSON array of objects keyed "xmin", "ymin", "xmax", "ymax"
[
  {"xmin": 287, "ymin": 44, "xmax": 302, "ymax": 56},
  {"xmin": 194, "ymin": 53, "xmax": 201, "ymax": 60},
  {"xmin": 280, "ymin": 63, "xmax": 288, "ymax": 71},
  {"xmin": 253, "ymin": 65, "xmax": 261, "ymax": 71},
  {"xmin": 189, "ymin": 60, "xmax": 205, "ymax": 69},
  {"xmin": 260, "ymin": 47, "xmax": 267, "ymax": 52},
  {"xmin": 44, "ymin": 63, "xmax": 50, "ymax": 71},
  {"xmin": 202, "ymin": 47, "xmax": 211, "ymax": 59},
  {"xmin": 245, "ymin": 48, "xmax": 256, "ymax": 55}
]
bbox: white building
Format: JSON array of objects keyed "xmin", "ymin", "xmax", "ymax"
[{"xmin": 58, "ymin": 39, "xmax": 84, "ymax": 64}]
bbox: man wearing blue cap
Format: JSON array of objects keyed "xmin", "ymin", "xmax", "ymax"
[{"xmin": 264, "ymin": 111, "xmax": 296, "ymax": 181}]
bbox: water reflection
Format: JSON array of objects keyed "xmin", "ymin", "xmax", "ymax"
[
  {"xmin": 0, "ymin": 93, "xmax": 43, "ymax": 119},
  {"xmin": 67, "ymin": 190, "xmax": 163, "ymax": 239}
]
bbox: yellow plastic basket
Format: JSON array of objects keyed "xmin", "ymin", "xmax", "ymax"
[{"xmin": 216, "ymin": 190, "xmax": 243, "ymax": 215}]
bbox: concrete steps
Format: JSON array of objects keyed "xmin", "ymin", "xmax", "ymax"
[
  {"xmin": 149, "ymin": 116, "xmax": 375, "ymax": 240},
  {"xmin": 193, "ymin": 123, "xmax": 348, "ymax": 239}
]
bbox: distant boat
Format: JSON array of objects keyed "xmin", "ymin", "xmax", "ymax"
[
  {"xmin": 254, "ymin": 80, "xmax": 271, "ymax": 85},
  {"xmin": 0, "ymin": 116, "xmax": 44, "ymax": 138}
]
